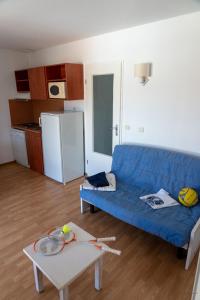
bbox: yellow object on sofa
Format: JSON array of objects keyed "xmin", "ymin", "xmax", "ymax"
[{"xmin": 178, "ymin": 187, "xmax": 198, "ymax": 207}]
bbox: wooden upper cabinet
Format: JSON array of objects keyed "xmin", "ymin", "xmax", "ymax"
[
  {"xmin": 46, "ymin": 63, "xmax": 84, "ymax": 100},
  {"xmin": 16, "ymin": 63, "xmax": 84, "ymax": 101},
  {"xmin": 28, "ymin": 67, "xmax": 48, "ymax": 100},
  {"xmin": 65, "ymin": 63, "xmax": 84, "ymax": 100},
  {"xmin": 15, "ymin": 69, "xmax": 30, "ymax": 92}
]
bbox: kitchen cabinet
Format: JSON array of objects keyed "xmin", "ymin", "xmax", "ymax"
[
  {"xmin": 26, "ymin": 130, "xmax": 44, "ymax": 174},
  {"xmin": 15, "ymin": 69, "xmax": 30, "ymax": 92},
  {"xmin": 65, "ymin": 63, "xmax": 84, "ymax": 100},
  {"xmin": 28, "ymin": 67, "xmax": 48, "ymax": 100},
  {"xmin": 15, "ymin": 63, "xmax": 84, "ymax": 100},
  {"xmin": 45, "ymin": 63, "xmax": 84, "ymax": 100}
]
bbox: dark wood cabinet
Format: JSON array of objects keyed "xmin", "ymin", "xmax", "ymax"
[
  {"xmin": 26, "ymin": 130, "xmax": 44, "ymax": 174},
  {"xmin": 46, "ymin": 64, "xmax": 66, "ymax": 81},
  {"xmin": 15, "ymin": 63, "xmax": 84, "ymax": 100},
  {"xmin": 15, "ymin": 69, "xmax": 30, "ymax": 92},
  {"xmin": 45, "ymin": 63, "xmax": 84, "ymax": 100},
  {"xmin": 28, "ymin": 67, "xmax": 48, "ymax": 100},
  {"xmin": 65, "ymin": 63, "xmax": 84, "ymax": 100}
]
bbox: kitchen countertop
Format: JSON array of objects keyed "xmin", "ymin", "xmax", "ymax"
[{"xmin": 12, "ymin": 123, "xmax": 41, "ymax": 133}]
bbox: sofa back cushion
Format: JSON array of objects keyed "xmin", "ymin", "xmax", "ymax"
[{"xmin": 111, "ymin": 145, "xmax": 200, "ymax": 198}]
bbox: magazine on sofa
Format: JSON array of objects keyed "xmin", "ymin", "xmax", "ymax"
[{"xmin": 140, "ymin": 189, "xmax": 179, "ymax": 209}]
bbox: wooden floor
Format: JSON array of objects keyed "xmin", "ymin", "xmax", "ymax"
[{"xmin": 0, "ymin": 163, "xmax": 197, "ymax": 300}]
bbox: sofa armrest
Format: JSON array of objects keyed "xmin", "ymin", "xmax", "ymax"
[{"xmin": 185, "ymin": 217, "xmax": 200, "ymax": 270}]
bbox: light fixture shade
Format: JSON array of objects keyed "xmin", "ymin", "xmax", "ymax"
[
  {"xmin": 134, "ymin": 63, "xmax": 152, "ymax": 85},
  {"xmin": 134, "ymin": 63, "xmax": 151, "ymax": 77}
]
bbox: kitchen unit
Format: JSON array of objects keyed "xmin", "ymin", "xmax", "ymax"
[
  {"xmin": 10, "ymin": 60, "xmax": 84, "ymax": 180},
  {"xmin": 41, "ymin": 111, "xmax": 84, "ymax": 184},
  {"xmin": 9, "ymin": 99, "xmax": 64, "ymax": 175}
]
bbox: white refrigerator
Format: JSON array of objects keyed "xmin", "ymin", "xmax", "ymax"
[{"xmin": 41, "ymin": 111, "xmax": 84, "ymax": 184}]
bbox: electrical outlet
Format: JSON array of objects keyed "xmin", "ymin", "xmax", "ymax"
[{"xmin": 138, "ymin": 127, "xmax": 144, "ymax": 133}]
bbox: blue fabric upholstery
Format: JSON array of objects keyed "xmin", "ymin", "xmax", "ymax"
[{"xmin": 80, "ymin": 145, "xmax": 200, "ymax": 247}]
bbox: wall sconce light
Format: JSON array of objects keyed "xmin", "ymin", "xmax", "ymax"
[{"xmin": 134, "ymin": 63, "xmax": 152, "ymax": 85}]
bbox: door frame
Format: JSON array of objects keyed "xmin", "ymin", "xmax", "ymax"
[{"xmin": 84, "ymin": 61, "xmax": 123, "ymax": 175}]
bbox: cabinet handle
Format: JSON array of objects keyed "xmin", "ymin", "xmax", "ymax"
[{"xmin": 39, "ymin": 117, "xmax": 41, "ymax": 127}]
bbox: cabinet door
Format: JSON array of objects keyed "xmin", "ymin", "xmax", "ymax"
[
  {"xmin": 26, "ymin": 131, "xmax": 44, "ymax": 174},
  {"xmin": 65, "ymin": 64, "xmax": 84, "ymax": 100},
  {"xmin": 28, "ymin": 67, "xmax": 47, "ymax": 100}
]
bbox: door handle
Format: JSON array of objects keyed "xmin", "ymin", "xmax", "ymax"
[{"xmin": 110, "ymin": 124, "xmax": 118, "ymax": 136}]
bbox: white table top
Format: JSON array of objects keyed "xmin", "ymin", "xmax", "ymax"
[{"xmin": 23, "ymin": 222, "xmax": 105, "ymax": 290}]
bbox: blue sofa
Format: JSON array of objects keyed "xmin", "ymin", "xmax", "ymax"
[{"xmin": 80, "ymin": 145, "xmax": 200, "ymax": 269}]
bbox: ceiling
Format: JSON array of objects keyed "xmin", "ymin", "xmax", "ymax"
[{"xmin": 0, "ymin": 0, "xmax": 200, "ymax": 51}]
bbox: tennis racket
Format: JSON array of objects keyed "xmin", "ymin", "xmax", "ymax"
[{"xmin": 34, "ymin": 227, "xmax": 121, "ymax": 256}]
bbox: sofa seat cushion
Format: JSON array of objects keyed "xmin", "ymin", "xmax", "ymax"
[{"xmin": 80, "ymin": 181, "xmax": 200, "ymax": 247}]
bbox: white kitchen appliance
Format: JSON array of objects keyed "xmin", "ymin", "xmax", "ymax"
[
  {"xmin": 11, "ymin": 128, "xmax": 29, "ymax": 167},
  {"xmin": 41, "ymin": 111, "xmax": 84, "ymax": 184},
  {"xmin": 48, "ymin": 82, "xmax": 66, "ymax": 99}
]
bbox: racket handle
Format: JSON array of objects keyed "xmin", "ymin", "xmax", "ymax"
[
  {"xmin": 101, "ymin": 246, "xmax": 121, "ymax": 256},
  {"xmin": 96, "ymin": 237, "xmax": 116, "ymax": 242}
]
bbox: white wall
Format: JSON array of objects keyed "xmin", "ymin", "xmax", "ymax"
[
  {"xmin": 0, "ymin": 49, "xmax": 29, "ymax": 164},
  {"xmin": 29, "ymin": 12, "xmax": 200, "ymax": 154}
]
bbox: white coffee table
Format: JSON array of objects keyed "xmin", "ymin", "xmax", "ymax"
[{"xmin": 23, "ymin": 222, "xmax": 105, "ymax": 300}]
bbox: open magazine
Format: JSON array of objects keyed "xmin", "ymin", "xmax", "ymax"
[{"xmin": 140, "ymin": 189, "xmax": 179, "ymax": 209}]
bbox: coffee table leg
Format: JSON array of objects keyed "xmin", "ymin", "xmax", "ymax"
[
  {"xmin": 95, "ymin": 257, "xmax": 103, "ymax": 290},
  {"xmin": 33, "ymin": 263, "xmax": 44, "ymax": 293},
  {"xmin": 59, "ymin": 286, "xmax": 69, "ymax": 300}
]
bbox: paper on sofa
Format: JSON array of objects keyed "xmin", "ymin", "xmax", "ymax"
[{"xmin": 140, "ymin": 189, "xmax": 179, "ymax": 209}]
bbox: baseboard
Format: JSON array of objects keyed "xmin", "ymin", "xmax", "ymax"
[{"xmin": 0, "ymin": 160, "xmax": 15, "ymax": 166}]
